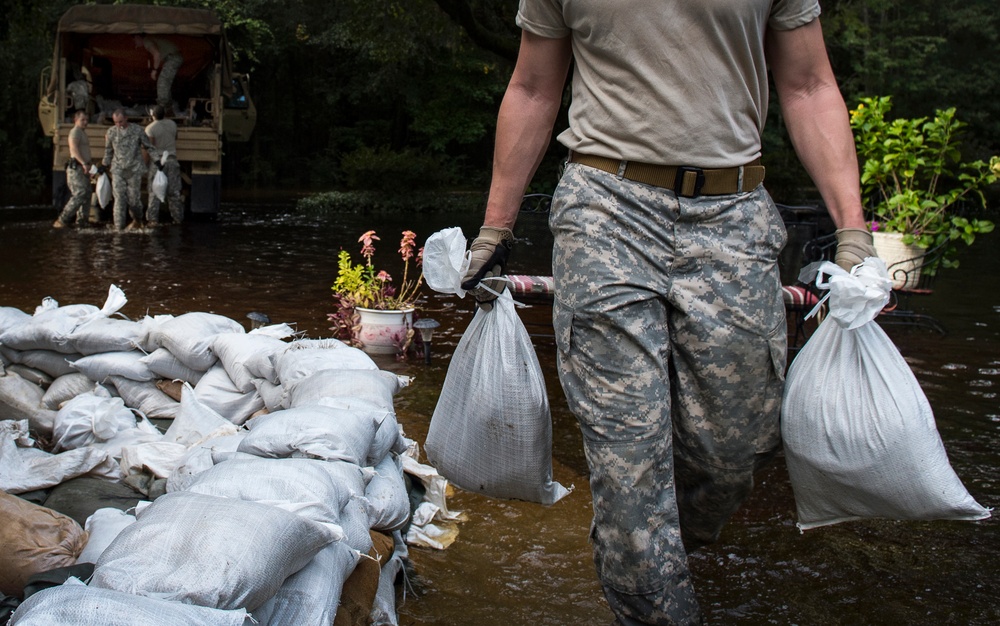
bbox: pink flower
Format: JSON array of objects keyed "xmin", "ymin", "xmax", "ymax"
[
  {"xmin": 376, "ymin": 270, "xmax": 392, "ymax": 283},
  {"xmin": 359, "ymin": 230, "xmax": 380, "ymax": 260},
  {"xmin": 399, "ymin": 231, "xmax": 416, "ymax": 262},
  {"xmin": 869, "ymin": 221, "xmax": 880, "ymax": 232}
]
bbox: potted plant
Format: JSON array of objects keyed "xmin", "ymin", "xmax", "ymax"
[
  {"xmin": 850, "ymin": 96, "xmax": 999, "ymax": 287},
  {"xmin": 329, "ymin": 230, "xmax": 424, "ymax": 355}
]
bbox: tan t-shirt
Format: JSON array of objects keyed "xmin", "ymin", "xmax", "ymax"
[
  {"xmin": 69, "ymin": 125, "xmax": 91, "ymax": 166},
  {"xmin": 517, "ymin": 0, "xmax": 821, "ymax": 168},
  {"xmin": 145, "ymin": 118, "xmax": 178, "ymax": 157}
]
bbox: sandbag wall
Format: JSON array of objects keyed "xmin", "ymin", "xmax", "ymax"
[{"xmin": 0, "ymin": 287, "xmax": 437, "ymax": 624}]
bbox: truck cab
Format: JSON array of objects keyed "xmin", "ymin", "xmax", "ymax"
[{"xmin": 38, "ymin": 4, "xmax": 255, "ymax": 216}]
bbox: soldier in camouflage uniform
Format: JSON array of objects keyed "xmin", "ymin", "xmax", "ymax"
[
  {"xmin": 103, "ymin": 108, "xmax": 159, "ymax": 230},
  {"xmin": 145, "ymin": 105, "xmax": 184, "ymax": 225},
  {"xmin": 136, "ymin": 35, "xmax": 183, "ymax": 113},
  {"xmin": 53, "ymin": 110, "xmax": 94, "ymax": 228},
  {"xmin": 461, "ymin": 2, "xmax": 878, "ymax": 624}
]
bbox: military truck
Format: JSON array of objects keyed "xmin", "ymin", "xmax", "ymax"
[{"xmin": 38, "ymin": 4, "xmax": 256, "ymax": 216}]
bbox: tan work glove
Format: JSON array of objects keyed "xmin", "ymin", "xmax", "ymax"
[
  {"xmin": 461, "ymin": 226, "xmax": 514, "ymax": 311},
  {"xmin": 834, "ymin": 228, "xmax": 877, "ymax": 271}
]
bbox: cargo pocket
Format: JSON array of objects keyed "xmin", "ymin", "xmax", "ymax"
[{"xmin": 756, "ymin": 320, "xmax": 787, "ymax": 456}]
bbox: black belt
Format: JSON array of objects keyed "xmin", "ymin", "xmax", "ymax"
[{"xmin": 568, "ymin": 152, "xmax": 765, "ymax": 197}]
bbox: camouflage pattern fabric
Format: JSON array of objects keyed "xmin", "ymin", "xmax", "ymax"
[
  {"xmin": 57, "ymin": 165, "xmax": 91, "ymax": 225},
  {"xmin": 157, "ymin": 53, "xmax": 183, "ymax": 109},
  {"xmin": 104, "ymin": 123, "xmax": 157, "ymax": 229},
  {"xmin": 549, "ymin": 162, "xmax": 787, "ymax": 624},
  {"xmin": 147, "ymin": 157, "xmax": 184, "ymax": 223}
]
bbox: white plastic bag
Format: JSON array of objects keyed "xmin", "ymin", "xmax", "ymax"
[
  {"xmin": 96, "ymin": 172, "xmax": 111, "ymax": 208},
  {"xmin": 782, "ymin": 258, "xmax": 991, "ymax": 530},
  {"xmin": 422, "ymin": 226, "xmax": 470, "ymax": 296},
  {"xmin": 152, "ymin": 169, "xmax": 168, "ymax": 202},
  {"xmin": 424, "ymin": 291, "xmax": 569, "ymax": 504}
]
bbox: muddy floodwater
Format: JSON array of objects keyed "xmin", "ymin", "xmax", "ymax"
[{"xmin": 1, "ymin": 201, "xmax": 997, "ymax": 625}]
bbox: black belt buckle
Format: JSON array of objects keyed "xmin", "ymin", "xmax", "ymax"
[{"xmin": 674, "ymin": 166, "xmax": 705, "ymax": 198}]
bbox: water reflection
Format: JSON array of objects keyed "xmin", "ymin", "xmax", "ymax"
[{"xmin": 0, "ymin": 203, "xmax": 996, "ymax": 625}]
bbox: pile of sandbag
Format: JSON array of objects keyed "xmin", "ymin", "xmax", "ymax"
[{"xmin": 0, "ymin": 286, "xmax": 463, "ymax": 624}]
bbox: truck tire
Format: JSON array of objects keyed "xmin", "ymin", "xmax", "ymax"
[{"xmin": 189, "ymin": 173, "xmax": 220, "ymax": 216}]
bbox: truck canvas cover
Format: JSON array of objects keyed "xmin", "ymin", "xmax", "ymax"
[{"xmin": 46, "ymin": 3, "xmax": 234, "ymax": 103}]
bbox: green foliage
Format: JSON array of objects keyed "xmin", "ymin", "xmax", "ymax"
[
  {"xmin": 851, "ymin": 96, "xmax": 997, "ymax": 264},
  {"xmin": 340, "ymin": 146, "xmax": 457, "ymax": 191},
  {"xmin": 297, "ymin": 189, "xmax": 484, "ymax": 214}
]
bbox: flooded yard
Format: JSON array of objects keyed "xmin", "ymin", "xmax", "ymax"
[{"xmin": 0, "ymin": 201, "xmax": 996, "ymax": 625}]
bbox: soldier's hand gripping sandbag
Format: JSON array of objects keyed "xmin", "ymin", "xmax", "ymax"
[
  {"xmin": 834, "ymin": 228, "xmax": 878, "ymax": 272},
  {"xmin": 461, "ymin": 226, "xmax": 514, "ymax": 311}
]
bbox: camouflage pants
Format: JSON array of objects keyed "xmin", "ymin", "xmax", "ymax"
[
  {"xmin": 157, "ymin": 53, "xmax": 183, "ymax": 109},
  {"xmin": 57, "ymin": 166, "xmax": 90, "ymax": 224},
  {"xmin": 550, "ymin": 162, "xmax": 787, "ymax": 625},
  {"xmin": 110, "ymin": 165, "xmax": 144, "ymax": 229},
  {"xmin": 147, "ymin": 158, "xmax": 184, "ymax": 223}
]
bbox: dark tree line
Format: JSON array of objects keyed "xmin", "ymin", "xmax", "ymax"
[{"xmin": 2, "ymin": 0, "xmax": 998, "ymax": 205}]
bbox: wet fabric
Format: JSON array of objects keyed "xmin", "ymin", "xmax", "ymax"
[
  {"xmin": 550, "ymin": 162, "xmax": 786, "ymax": 621},
  {"xmin": 103, "ymin": 123, "xmax": 157, "ymax": 228},
  {"xmin": 57, "ymin": 162, "xmax": 90, "ymax": 226},
  {"xmin": 146, "ymin": 120, "xmax": 183, "ymax": 223}
]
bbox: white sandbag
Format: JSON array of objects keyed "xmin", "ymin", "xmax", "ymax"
[
  {"xmin": 366, "ymin": 453, "xmax": 411, "ymax": 532},
  {"xmin": 96, "ymin": 171, "xmax": 111, "ymax": 208},
  {"xmin": 52, "ymin": 391, "xmax": 137, "ymax": 452},
  {"xmin": 164, "ymin": 432, "xmax": 247, "ymax": 493},
  {"xmin": 76, "ymin": 508, "xmax": 137, "ymax": 564},
  {"xmin": 213, "ymin": 327, "xmax": 292, "ymax": 392},
  {"xmin": 0, "ymin": 287, "xmax": 126, "ymax": 353},
  {"xmin": 0, "ymin": 371, "xmax": 56, "ymax": 437},
  {"xmin": 11, "ymin": 349, "xmax": 81, "ymax": 378},
  {"xmin": 66, "ymin": 316, "xmax": 145, "ymax": 355},
  {"xmin": 4, "ymin": 363, "xmax": 53, "ymax": 386},
  {"xmin": 422, "ymin": 226, "xmax": 470, "ymax": 296},
  {"xmin": 152, "ymin": 168, "xmax": 168, "ymax": 202},
  {"xmin": 0, "ymin": 419, "xmax": 119, "ymax": 493},
  {"xmin": 0, "ymin": 306, "xmax": 30, "ymax": 334},
  {"xmin": 42, "ymin": 373, "xmax": 95, "ymax": 410},
  {"xmin": 310, "ymin": 457, "xmax": 376, "ymax": 497},
  {"xmin": 254, "ymin": 377, "xmax": 285, "ymax": 412},
  {"xmin": 71, "ymin": 350, "xmax": 155, "ymax": 382},
  {"xmin": 284, "ymin": 368, "xmax": 408, "ymax": 411},
  {"xmin": 120, "ymin": 440, "xmax": 188, "ymax": 479},
  {"xmin": 368, "ymin": 410, "xmax": 408, "ymax": 466},
  {"xmin": 139, "ymin": 347, "xmax": 205, "ymax": 385},
  {"xmin": 193, "ymin": 364, "xmax": 264, "ymax": 425},
  {"xmin": 91, "ymin": 491, "xmax": 341, "ymax": 611},
  {"xmin": 272, "ymin": 341, "xmax": 377, "ymax": 387},
  {"xmin": 107, "ymin": 375, "xmax": 179, "ymax": 419},
  {"xmin": 340, "ymin": 494, "xmax": 376, "ymax": 554},
  {"xmin": 370, "ymin": 553, "xmax": 406, "ymax": 626},
  {"xmin": 185, "ymin": 456, "xmax": 353, "ymax": 524},
  {"xmin": 237, "ymin": 404, "xmax": 380, "ymax": 465},
  {"xmin": 0, "ymin": 303, "xmax": 98, "ymax": 353},
  {"xmin": 163, "ymin": 382, "xmax": 240, "ymax": 446},
  {"xmin": 253, "ymin": 542, "xmax": 362, "ymax": 626},
  {"xmin": 145, "ymin": 312, "xmax": 245, "ymax": 371},
  {"xmin": 425, "ymin": 292, "xmax": 569, "ymax": 504},
  {"xmin": 9, "ymin": 577, "xmax": 248, "ymax": 625},
  {"xmin": 783, "ymin": 259, "xmax": 992, "ymax": 530},
  {"xmin": 88, "ymin": 416, "xmax": 163, "ymax": 460}
]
